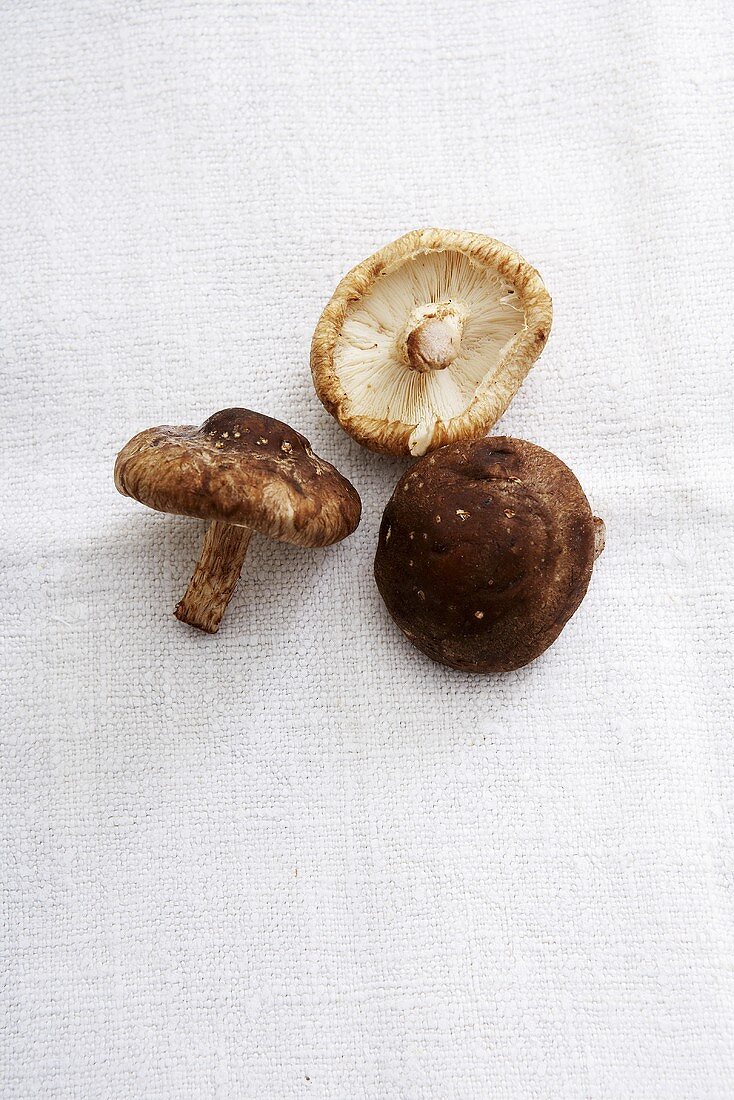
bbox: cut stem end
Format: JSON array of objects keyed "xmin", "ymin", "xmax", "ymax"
[
  {"xmin": 593, "ymin": 516, "xmax": 606, "ymax": 561},
  {"xmin": 402, "ymin": 303, "xmax": 464, "ymax": 373}
]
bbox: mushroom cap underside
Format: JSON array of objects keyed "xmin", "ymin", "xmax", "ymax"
[
  {"xmin": 114, "ymin": 408, "xmax": 362, "ymax": 547},
  {"xmin": 311, "ymin": 228, "xmax": 552, "ymax": 457},
  {"xmin": 374, "ymin": 436, "xmax": 600, "ymax": 672}
]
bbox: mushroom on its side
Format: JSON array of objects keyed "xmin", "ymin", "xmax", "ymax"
[
  {"xmin": 115, "ymin": 408, "xmax": 361, "ymax": 633},
  {"xmin": 374, "ymin": 437, "xmax": 604, "ymax": 672},
  {"xmin": 312, "ymin": 229, "xmax": 552, "ymax": 457}
]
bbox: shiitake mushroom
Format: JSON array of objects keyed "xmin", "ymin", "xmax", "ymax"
[
  {"xmin": 115, "ymin": 408, "xmax": 361, "ymax": 633},
  {"xmin": 311, "ymin": 229, "xmax": 552, "ymax": 457},
  {"xmin": 374, "ymin": 437, "xmax": 604, "ymax": 672}
]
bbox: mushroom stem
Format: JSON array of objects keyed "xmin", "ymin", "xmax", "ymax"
[
  {"xmin": 175, "ymin": 520, "xmax": 252, "ymax": 634},
  {"xmin": 403, "ymin": 303, "xmax": 464, "ymax": 373},
  {"xmin": 593, "ymin": 516, "xmax": 606, "ymax": 561}
]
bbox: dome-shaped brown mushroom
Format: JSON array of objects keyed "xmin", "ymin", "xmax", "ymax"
[
  {"xmin": 374, "ymin": 437, "xmax": 604, "ymax": 672},
  {"xmin": 311, "ymin": 229, "xmax": 552, "ymax": 457},
  {"xmin": 115, "ymin": 408, "xmax": 361, "ymax": 633}
]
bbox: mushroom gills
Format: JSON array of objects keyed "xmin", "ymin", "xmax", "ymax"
[{"xmin": 334, "ymin": 249, "xmax": 522, "ymax": 454}]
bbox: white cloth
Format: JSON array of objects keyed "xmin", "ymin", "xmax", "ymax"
[{"xmin": 2, "ymin": 1, "xmax": 733, "ymax": 1096}]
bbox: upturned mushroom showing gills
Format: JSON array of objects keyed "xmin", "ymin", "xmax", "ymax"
[
  {"xmin": 374, "ymin": 437, "xmax": 604, "ymax": 673},
  {"xmin": 114, "ymin": 409, "xmax": 361, "ymax": 633},
  {"xmin": 311, "ymin": 229, "xmax": 552, "ymax": 458}
]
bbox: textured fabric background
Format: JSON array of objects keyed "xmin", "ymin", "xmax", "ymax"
[{"xmin": 1, "ymin": 1, "xmax": 733, "ymax": 1097}]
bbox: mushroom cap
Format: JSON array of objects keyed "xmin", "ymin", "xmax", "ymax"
[
  {"xmin": 311, "ymin": 228, "xmax": 552, "ymax": 458},
  {"xmin": 374, "ymin": 437, "xmax": 602, "ymax": 673},
  {"xmin": 114, "ymin": 408, "xmax": 361, "ymax": 548}
]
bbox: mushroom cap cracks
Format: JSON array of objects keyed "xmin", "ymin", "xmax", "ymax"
[
  {"xmin": 114, "ymin": 409, "xmax": 362, "ymax": 547},
  {"xmin": 374, "ymin": 437, "xmax": 601, "ymax": 673},
  {"xmin": 311, "ymin": 228, "xmax": 553, "ymax": 457}
]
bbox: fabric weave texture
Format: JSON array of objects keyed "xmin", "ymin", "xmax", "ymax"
[{"xmin": 1, "ymin": 1, "xmax": 732, "ymax": 1097}]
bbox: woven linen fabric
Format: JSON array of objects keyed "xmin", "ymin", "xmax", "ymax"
[{"xmin": 1, "ymin": 1, "xmax": 733, "ymax": 1097}]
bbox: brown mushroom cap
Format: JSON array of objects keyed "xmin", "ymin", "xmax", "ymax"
[
  {"xmin": 311, "ymin": 229, "xmax": 552, "ymax": 457},
  {"xmin": 114, "ymin": 408, "xmax": 361, "ymax": 547},
  {"xmin": 374, "ymin": 437, "xmax": 604, "ymax": 673}
]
